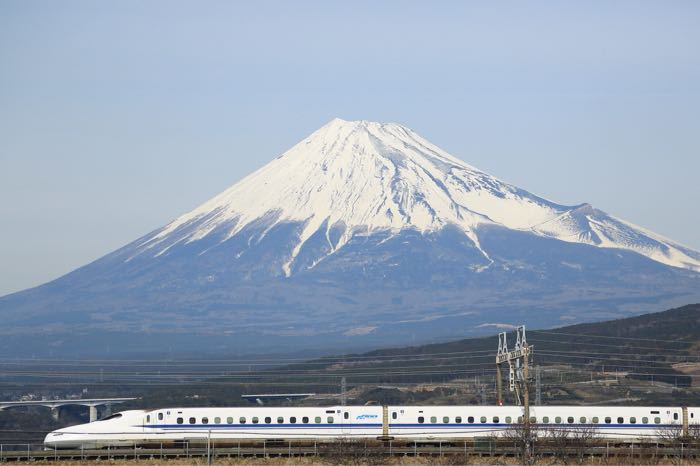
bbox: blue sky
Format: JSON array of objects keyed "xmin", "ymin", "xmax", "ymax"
[{"xmin": 1, "ymin": 1, "xmax": 699, "ymax": 296}]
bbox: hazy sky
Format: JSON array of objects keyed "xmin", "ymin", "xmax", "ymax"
[{"xmin": 1, "ymin": 1, "xmax": 699, "ymax": 296}]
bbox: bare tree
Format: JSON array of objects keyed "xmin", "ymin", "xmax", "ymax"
[
  {"xmin": 543, "ymin": 425, "xmax": 598, "ymax": 466},
  {"xmin": 502, "ymin": 422, "xmax": 540, "ymax": 465},
  {"xmin": 656, "ymin": 425, "xmax": 685, "ymax": 466}
]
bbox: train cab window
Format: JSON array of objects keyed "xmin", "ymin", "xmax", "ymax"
[
  {"xmin": 239, "ymin": 417, "xmax": 246, "ymax": 424},
  {"xmin": 542, "ymin": 416, "xmax": 549, "ymax": 424},
  {"xmin": 642, "ymin": 417, "xmax": 648, "ymax": 424},
  {"xmin": 392, "ymin": 412, "xmax": 397, "ymax": 420},
  {"xmin": 674, "ymin": 413, "xmax": 679, "ymax": 421},
  {"xmin": 443, "ymin": 416, "xmax": 450, "ymax": 423},
  {"xmin": 158, "ymin": 413, "xmax": 163, "ymax": 421},
  {"xmin": 265, "ymin": 417, "xmax": 271, "ymax": 424},
  {"xmin": 468, "ymin": 416, "xmax": 474, "ymax": 424},
  {"xmin": 177, "ymin": 417, "xmax": 183, "ymax": 424},
  {"xmin": 290, "ymin": 417, "xmax": 297, "ymax": 424},
  {"xmin": 327, "ymin": 416, "xmax": 334, "ymax": 424},
  {"xmin": 189, "ymin": 417, "xmax": 196, "ymax": 424},
  {"xmin": 277, "ymin": 417, "xmax": 284, "ymax": 424},
  {"xmin": 252, "ymin": 417, "xmax": 259, "ymax": 424},
  {"xmin": 344, "ymin": 412, "xmax": 349, "ymax": 420},
  {"xmin": 617, "ymin": 417, "xmax": 624, "ymax": 424},
  {"xmin": 654, "ymin": 417, "xmax": 661, "ymax": 424},
  {"xmin": 455, "ymin": 416, "xmax": 462, "ymax": 424},
  {"xmin": 202, "ymin": 417, "xmax": 209, "ymax": 424},
  {"xmin": 227, "ymin": 417, "xmax": 234, "ymax": 424},
  {"xmin": 580, "ymin": 417, "xmax": 586, "ymax": 423},
  {"xmin": 555, "ymin": 416, "xmax": 562, "ymax": 424},
  {"xmin": 493, "ymin": 416, "xmax": 499, "ymax": 423},
  {"xmin": 630, "ymin": 417, "xmax": 637, "ymax": 424},
  {"xmin": 147, "ymin": 415, "xmax": 151, "ymax": 423},
  {"xmin": 605, "ymin": 417, "xmax": 611, "ymax": 424},
  {"xmin": 592, "ymin": 417, "xmax": 599, "ymax": 424},
  {"xmin": 505, "ymin": 416, "xmax": 512, "ymax": 424},
  {"xmin": 480, "ymin": 416, "xmax": 487, "ymax": 424},
  {"xmin": 418, "ymin": 416, "xmax": 424, "ymax": 424},
  {"xmin": 430, "ymin": 416, "xmax": 437, "ymax": 424},
  {"xmin": 214, "ymin": 417, "xmax": 221, "ymax": 424},
  {"xmin": 302, "ymin": 417, "xmax": 309, "ymax": 424},
  {"xmin": 567, "ymin": 417, "xmax": 574, "ymax": 424},
  {"xmin": 315, "ymin": 417, "xmax": 322, "ymax": 424}
]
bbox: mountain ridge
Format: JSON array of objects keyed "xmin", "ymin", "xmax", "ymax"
[{"xmin": 1, "ymin": 118, "xmax": 699, "ymax": 357}]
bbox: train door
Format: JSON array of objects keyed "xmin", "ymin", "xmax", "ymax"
[{"xmin": 342, "ymin": 409, "xmax": 351, "ymax": 437}]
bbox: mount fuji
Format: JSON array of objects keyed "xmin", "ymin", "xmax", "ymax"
[{"xmin": 1, "ymin": 118, "xmax": 699, "ymax": 356}]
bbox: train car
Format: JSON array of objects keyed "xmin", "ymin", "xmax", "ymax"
[{"xmin": 44, "ymin": 404, "xmax": 698, "ymax": 449}]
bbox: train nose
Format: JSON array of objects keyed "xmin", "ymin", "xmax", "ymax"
[{"xmin": 44, "ymin": 429, "xmax": 70, "ymax": 449}]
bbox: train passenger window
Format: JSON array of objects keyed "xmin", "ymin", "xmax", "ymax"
[
  {"xmin": 455, "ymin": 417, "xmax": 462, "ymax": 424},
  {"xmin": 290, "ymin": 417, "xmax": 297, "ymax": 424},
  {"xmin": 530, "ymin": 417, "xmax": 536, "ymax": 424},
  {"xmin": 642, "ymin": 417, "xmax": 648, "ymax": 424},
  {"xmin": 630, "ymin": 417, "xmax": 636, "ymax": 424},
  {"xmin": 654, "ymin": 417, "xmax": 661, "ymax": 424},
  {"xmin": 392, "ymin": 412, "xmax": 397, "ymax": 420},
  {"xmin": 189, "ymin": 417, "xmax": 196, "ymax": 424},
  {"xmin": 418, "ymin": 416, "xmax": 424, "ymax": 424},
  {"xmin": 344, "ymin": 412, "xmax": 349, "ymax": 420},
  {"xmin": 567, "ymin": 417, "xmax": 574, "ymax": 424},
  {"xmin": 277, "ymin": 417, "xmax": 284, "ymax": 424},
  {"xmin": 202, "ymin": 417, "xmax": 209, "ymax": 424},
  {"xmin": 617, "ymin": 417, "xmax": 624, "ymax": 424},
  {"xmin": 674, "ymin": 413, "xmax": 679, "ymax": 421},
  {"xmin": 214, "ymin": 417, "xmax": 221, "ymax": 424},
  {"xmin": 315, "ymin": 417, "xmax": 321, "ymax": 424},
  {"xmin": 542, "ymin": 416, "xmax": 549, "ymax": 424},
  {"xmin": 302, "ymin": 417, "xmax": 309, "ymax": 423},
  {"xmin": 177, "ymin": 417, "xmax": 183, "ymax": 424},
  {"xmin": 493, "ymin": 416, "xmax": 499, "ymax": 423},
  {"xmin": 580, "ymin": 417, "xmax": 586, "ymax": 423},
  {"xmin": 480, "ymin": 416, "xmax": 487, "ymax": 424},
  {"xmin": 592, "ymin": 417, "xmax": 599, "ymax": 424},
  {"xmin": 443, "ymin": 416, "xmax": 449, "ymax": 423},
  {"xmin": 227, "ymin": 417, "xmax": 234, "ymax": 424},
  {"xmin": 239, "ymin": 417, "xmax": 246, "ymax": 424},
  {"xmin": 252, "ymin": 417, "xmax": 259, "ymax": 424},
  {"xmin": 265, "ymin": 417, "xmax": 271, "ymax": 424},
  {"xmin": 468, "ymin": 416, "xmax": 474, "ymax": 423},
  {"xmin": 430, "ymin": 416, "xmax": 437, "ymax": 424},
  {"xmin": 147, "ymin": 415, "xmax": 151, "ymax": 423},
  {"xmin": 327, "ymin": 416, "xmax": 334, "ymax": 424},
  {"xmin": 518, "ymin": 417, "xmax": 523, "ymax": 423},
  {"xmin": 505, "ymin": 416, "xmax": 512, "ymax": 424},
  {"xmin": 158, "ymin": 413, "xmax": 163, "ymax": 421},
  {"xmin": 555, "ymin": 416, "xmax": 562, "ymax": 424},
  {"xmin": 605, "ymin": 417, "xmax": 611, "ymax": 424}
]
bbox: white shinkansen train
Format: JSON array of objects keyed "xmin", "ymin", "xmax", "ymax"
[{"xmin": 44, "ymin": 405, "xmax": 700, "ymax": 448}]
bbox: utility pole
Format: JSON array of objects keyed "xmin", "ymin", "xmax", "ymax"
[
  {"xmin": 340, "ymin": 377, "xmax": 347, "ymax": 406},
  {"xmin": 535, "ymin": 365, "xmax": 542, "ymax": 406},
  {"xmin": 496, "ymin": 326, "xmax": 533, "ymax": 423}
]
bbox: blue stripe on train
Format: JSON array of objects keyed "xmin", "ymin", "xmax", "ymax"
[{"xmin": 144, "ymin": 423, "xmax": 673, "ymax": 429}]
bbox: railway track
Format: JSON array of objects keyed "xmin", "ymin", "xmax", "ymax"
[{"xmin": 0, "ymin": 440, "xmax": 698, "ymax": 463}]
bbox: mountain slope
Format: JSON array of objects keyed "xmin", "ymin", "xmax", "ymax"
[
  {"xmin": 130, "ymin": 118, "xmax": 700, "ymax": 274},
  {"xmin": 1, "ymin": 118, "xmax": 699, "ymax": 356}
]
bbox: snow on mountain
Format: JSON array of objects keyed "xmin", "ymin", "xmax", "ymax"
[{"xmin": 131, "ymin": 118, "xmax": 700, "ymax": 274}]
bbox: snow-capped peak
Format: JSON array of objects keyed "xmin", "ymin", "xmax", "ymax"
[{"xmin": 133, "ymin": 118, "xmax": 700, "ymax": 274}]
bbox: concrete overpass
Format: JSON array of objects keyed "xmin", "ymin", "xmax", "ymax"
[{"xmin": 0, "ymin": 398, "xmax": 137, "ymax": 422}]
